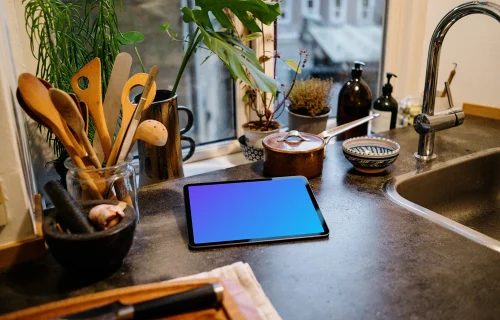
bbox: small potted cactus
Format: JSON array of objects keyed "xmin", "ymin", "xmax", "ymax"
[{"xmin": 287, "ymin": 78, "xmax": 333, "ymax": 134}]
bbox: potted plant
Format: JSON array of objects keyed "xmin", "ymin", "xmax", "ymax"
[
  {"xmin": 23, "ymin": 0, "xmax": 143, "ymax": 183},
  {"xmin": 240, "ymin": 50, "xmax": 309, "ymax": 155},
  {"xmin": 287, "ymin": 78, "xmax": 333, "ymax": 134},
  {"xmin": 151, "ymin": 1, "xmax": 287, "ymax": 169}
]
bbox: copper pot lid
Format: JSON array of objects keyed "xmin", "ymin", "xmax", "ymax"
[{"xmin": 263, "ymin": 130, "xmax": 326, "ymax": 153}]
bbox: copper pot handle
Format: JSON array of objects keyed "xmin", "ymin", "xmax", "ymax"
[{"xmin": 320, "ymin": 113, "xmax": 380, "ymax": 145}]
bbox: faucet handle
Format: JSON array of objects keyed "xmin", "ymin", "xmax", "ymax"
[
  {"xmin": 444, "ymin": 81, "xmax": 464, "ymax": 126},
  {"xmin": 444, "ymin": 81, "xmax": 454, "ymax": 108}
]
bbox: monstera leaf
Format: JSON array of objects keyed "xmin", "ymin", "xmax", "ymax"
[
  {"xmin": 181, "ymin": 3, "xmax": 279, "ymax": 96},
  {"xmin": 194, "ymin": 0, "xmax": 280, "ymax": 32}
]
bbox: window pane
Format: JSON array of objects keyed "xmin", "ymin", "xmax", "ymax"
[
  {"xmin": 118, "ymin": 0, "xmax": 235, "ymax": 146},
  {"xmin": 276, "ymin": 0, "xmax": 385, "ymax": 126}
]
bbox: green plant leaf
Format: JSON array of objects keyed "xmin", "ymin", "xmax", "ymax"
[
  {"xmin": 181, "ymin": 7, "xmax": 196, "ymax": 23},
  {"xmin": 285, "ymin": 59, "xmax": 302, "ymax": 74},
  {"xmin": 119, "ymin": 31, "xmax": 145, "ymax": 45},
  {"xmin": 160, "ymin": 22, "xmax": 171, "ymax": 30},
  {"xmin": 194, "ymin": 0, "xmax": 281, "ymax": 32},
  {"xmin": 201, "ymin": 30, "xmax": 277, "ymax": 95},
  {"xmin": 243, "ymin": 32, "xmax": 262, "ymax": 42}
]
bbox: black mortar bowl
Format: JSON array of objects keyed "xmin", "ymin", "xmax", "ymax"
[{"xmin": 43, "ymin": 200, "xmax": 138, "ymax": 273}]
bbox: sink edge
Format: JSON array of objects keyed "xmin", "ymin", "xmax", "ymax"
[{"xmin": 384, "ymin": 148, "xmax": 500, "ymax": 253}]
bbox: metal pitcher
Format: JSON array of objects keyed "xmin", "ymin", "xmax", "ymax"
[{"xmin": 135, "ymin": 90, "xmax": 195, "ymax": 185}]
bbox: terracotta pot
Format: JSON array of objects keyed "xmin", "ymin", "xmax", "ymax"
[{"xmin": 287, "ymin": 107, "xmax": 331, "ymax": 134}]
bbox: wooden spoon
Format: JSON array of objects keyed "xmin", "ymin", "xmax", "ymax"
[
  {"xmin": 49, "ymin": 88, "xmax": 101, "ymax": 169},
  {"xmin": 128, "ymin": 120, "xmax": 168, "ymax": 155},
  {"xmin": 18, "ymin": 79, "xmax": 86, "ymax": 157},
  {"xmin": 71, "ymin": 58, "xmax": 112, "ymax": 159},
  {"xmin": 17, "ymin": 74, "xmax": 86, "ymax": 158},
  {"xmin": 18, "ymin": 73, "xmax": 102, "ymax": 199},
  {"xmin": 16, "ymin": 89, "xmax": 47, "ymax": 127}
]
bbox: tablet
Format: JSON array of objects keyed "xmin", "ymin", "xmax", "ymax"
[{"xmin": 184, "ymin": 176, "xmax": 329, "ymax": 249}]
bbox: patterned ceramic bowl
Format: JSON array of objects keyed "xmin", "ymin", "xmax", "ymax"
[
  {"xmin": 238, "ymin": 135, "xmax": 264, "ymax": 162},
  {"xmin": 342, "ymin": 136, "xmax": 400, "ymax": 173}
]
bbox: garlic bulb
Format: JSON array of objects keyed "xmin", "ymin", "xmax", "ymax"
[{"xmin": 89, "ymin": 202, "xmax": 126, "ymax": 230}]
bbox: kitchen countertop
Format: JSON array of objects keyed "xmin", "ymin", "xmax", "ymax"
[{"xmin": 2, "ymin": 116, "xmax": 500, "ymax": 319}]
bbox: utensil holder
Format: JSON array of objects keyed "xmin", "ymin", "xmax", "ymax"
[
  {"xmin": 135, "ymin": 89, "xmax": 195, "ymax": 186},
  {"xmin": 64, "ymin": 158, "xmax": 138, "ymax": 214}
]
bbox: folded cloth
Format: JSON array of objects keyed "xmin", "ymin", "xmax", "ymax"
[{"xmin": 170, "ymin": 262, "xmax": 281, "ymax": 320}]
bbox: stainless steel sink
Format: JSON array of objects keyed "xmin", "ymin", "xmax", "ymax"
[{"xmin": 385, "ymin": 148, "xmax": 500, "ymax": 252}]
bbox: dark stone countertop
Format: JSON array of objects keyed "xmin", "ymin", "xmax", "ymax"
[{"xmin": 2, "ymin": 116, "xmax": 500, "ymax": 319}]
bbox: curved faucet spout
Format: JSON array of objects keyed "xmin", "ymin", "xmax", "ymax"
[{"xmin": 415, "ymin": 1, "xmax": 500, "ymax": 160}]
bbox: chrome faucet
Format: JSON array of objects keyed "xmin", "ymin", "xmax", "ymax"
[{"xmin": 414, "ymin": 1, "xmax": 500, "ymax": 161}]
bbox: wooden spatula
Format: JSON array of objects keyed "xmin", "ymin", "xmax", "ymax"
[
  {"xmin": 116, "ymin": 66, "xmax": 159, "ymax": 165},
  {"xmin": 93, "ymin": 53, "xmax": 133, "ymax": 163},
  {"xmin": 106, "ymin": 72, "xmax": 157, "ymax": 166},
  {"xmin": 71, "ymin": 58, "xmax": 112, "ymax": 159}
]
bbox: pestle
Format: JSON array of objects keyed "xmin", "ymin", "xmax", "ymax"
[{"xmin": 44, "ymin": 180, "xmax": 95, "ymax": 233}]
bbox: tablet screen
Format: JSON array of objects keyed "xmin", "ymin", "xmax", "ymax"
[{"xmin": 184, "ymin": 176, "xmax": 329, "ymax": 248}]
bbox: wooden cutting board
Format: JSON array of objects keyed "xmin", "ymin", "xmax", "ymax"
[{"xmin": 0, "ymin": 278, "xmax": 262, "ymax": 320}]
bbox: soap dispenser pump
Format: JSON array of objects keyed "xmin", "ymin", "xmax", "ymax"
[
  {"xmin": 336, "ymin": 61, "xmax": 372, "ymax": 140},
  {"xmin": 372, "ymin": 73, "xmax": 398, "ymax": 133}
]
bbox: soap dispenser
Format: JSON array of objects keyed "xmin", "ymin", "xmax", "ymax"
[
  {"xmin": 336, "ymin": 61, "xmax": 372, "ymax": 140},
  {"xmin": 372, "ymin": 73, "xmax": 398, "ymax": 133}
]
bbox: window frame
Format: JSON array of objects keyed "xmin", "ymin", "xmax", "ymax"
[
  {"xmin": 185, "ymin": 19, "xmax": 275, "ymax": 163},
  {"xmin": 301, "ymin": 0, "xmax": 321, "ymax": 19},
  {"xmin": 357, "ymin": 0, "xmax": 376, "ymax": 25},
  {"xmin": 329, "ymin": 0, "xmax": 348, "ymax": 25},
  {"xmin": 279, "ymin": 0, "xmax": 293, "ymax": 25},
  {"xmin": 10, "ymin": 0, "xmax": 402, "ymax": 166}
]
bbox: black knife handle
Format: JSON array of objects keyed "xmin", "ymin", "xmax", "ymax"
[{"xmin": 131, "ymin": 283, "xmax": 224, "ymax": 320}]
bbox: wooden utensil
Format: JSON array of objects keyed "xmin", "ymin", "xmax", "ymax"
[
  {"xmin": 49, "ymin": 88, "xmax": 101, "ymax": 168},
  {"xmin": 106, "ymin": 72, "xmax": 157, "ymax": 166},
  {"xmin": 92, "ymin": 53, "xmax": 133, "ymax": 163},
  {"xmin": 71, "ymin": 58, "xmax": 112, "ymax": 159},
  {"xmin": 116, "ymin": 66, "xmax": 159, "ymax": 165},
  {"xmin": 37, "ymin": 77, "xmax": 52, "ymax": 89},
  {"xmin": 79, "ymin": 100, "xmax": 89, "ymax": 134},
  {"xmin": 18, "ymin": 73, "xmax": 102, "ymax": 199},
  {"xmin": 104, "ymin": 52, "xmax": 133, "ymax": 137},
  {"xmin": 19, "ymin": 79, "xmax": 86, "ymax": 157},
  {"xmin": 18, "ymin": 73, "xmax": 86, "ymax": 158},
  {"xmin": 16, "ymin": 89, "xmax": 47, "ymax": 127},
  {"xmin": 127, "ymin": 120, "xmax": 168, "ymax": 155}
]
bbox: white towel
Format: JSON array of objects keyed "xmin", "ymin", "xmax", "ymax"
[{"xmin": 170, "ymin": 262, "xmax": 281, "ymax": 320}]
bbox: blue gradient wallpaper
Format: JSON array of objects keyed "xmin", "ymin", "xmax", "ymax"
[{"xmin": 187, "ymin": 178, "xmax": 325, "ymax": 244}]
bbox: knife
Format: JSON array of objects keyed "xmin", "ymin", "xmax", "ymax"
[{"xmin": 59, "ymin": 282, "xmax": 224, "ymax": 320}]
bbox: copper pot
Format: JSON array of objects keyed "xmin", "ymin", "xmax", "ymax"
[{"xmin": 263, "ymin": 114, "xmax": 379, "ymax": 179}]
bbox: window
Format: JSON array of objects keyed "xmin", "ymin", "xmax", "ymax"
[
  {"xmin": 275, "ymin": 0, "xmax": 386, "ymax": 127},
  {"xmin": 279, "ymin": 0, "xmax": 293, "ymax": 25},
  {"xmin": 118, "ymin": 0, "xmax": 239, "ymax": 162},
  {"xmin": 301, "ymin": 0, "xmax": 321, "ymax": 18},
  {"xmin": 329, "ymin": 0, "xmax": 347, "ymax": 25},
  {"xmin": 357, "ymin": 0, "xmax": 376, "ymax": 25}
]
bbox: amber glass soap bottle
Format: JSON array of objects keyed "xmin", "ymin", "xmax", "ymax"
[{"xmin": 336, "ymin": 61, "xmax": 372, "ymax": 140}]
